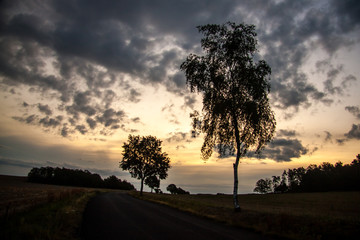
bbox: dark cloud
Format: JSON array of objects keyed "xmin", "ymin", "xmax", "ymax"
[
  {"xmin": 0, "ymin": 0, "xmax": 359, "ymax": 135},
  {"xmin": 324, "ymin": 65, "xmax": 344, "ymax": 95},
  {"xmin": 131, "ymin": 117, "xmax": 141, "ymax": 123},
  {"xmin": 98, "ymin": 109, "xmax": 125, "ymax": 126},
  {"xmin": 336, "ymin": 138, "xmax": 347, "ymax": 145},
  {"xmin": 277, "ymin": 129, "xmax": 297, "ymax": 137},
  {"xmin": 165, "ymin": 132, "xmax": 189, "ymax": 143},
  {"xmin": 37, "ymin": 103, "xmax": 52, "ymax": 115},
  {"xmin": 128, "ymin": 89, "xmax": 141, "ymax": 103},
  {"xmin": 60, "ymin": 124, "xmax": 73, "ymax": 138},
  {"xmin": 324, "ymin": 131, "xmax": 333, "ymax": 143},
  {"xmin": 39, "ymin": 116, "xmax": 61, "ymax": 128},
  {"xmin": 102, "ymin": 90, "xmax": 116, "ymax": 108},
  {"xmin": 344, "ymin": 124, "xmax": 360, "ymax": 140},
  {"xmin": 182, "ymin": 95, "xmax": 197, "ymax": 110},
  {"xmin": 75, "ymin": 124, "xmax": 87, "ymax": 135},
  {"xmin": 258, "ymin": 138, "xmax": 309, "ymax": 162},
  {"xmin": 248, "ymin": 0, "xmax": 360, "ymax": 114},
  {"xmin": 336, "ymin": 123, "xmax": 360, "ymax": 145},
  {"xmin": 341, "ymin": 74, "xmax": 357, "ymax": 89},
  {"xmin": 0, "ymin": 157, "xmax": 43, "ymax": 169},
  {"xmin": 86, "ymin": 117, "xmax": 97, "ymax": 129},
  {"xmin": 66, "ymin": 91, "xmax": 96, "ymax": 118},
  {"xmin": 331, "ymin": 0, "xmax": 360, "ymax": 32},
  {"xmin": 345, "ymin": 106, "xmax": 360, "ymax": 120},
  {"xmin": 249, "ymin": 129, "xmax": 308, "ymax": 162},
  {"xmin": 12, "ymin": 115, "xmax": 37, "ymax": 124}
]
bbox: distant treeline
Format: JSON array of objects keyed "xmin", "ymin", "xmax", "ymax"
[
  {"xmin": 28, "ymin": 167, "xmax": 135, "ymax": 190},
  {"xmin": 254, "ymin": 154, "xmax": 360, "ymax": 194}
]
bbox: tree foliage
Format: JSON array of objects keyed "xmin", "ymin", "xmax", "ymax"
[
  {"xmin": 166, "ymin": 184, "xmax": 190, "ymax": 195},
  {"xmin": 27, "ymin": 167, "xmax": 135, "ymax": 190},
  {"xmin": 254, "ymin": 178, "xmax": 272, "ymax": 194},
  {"xmin": 180, "ymin": 22, "xmax": 276, "ymax": 210},
  {"xmin": 254, "ymin": 154, "xmax": 360, "ymax": 193},
  {"xmin": 145, "ymin": 175, "xmax": 160, "ymax": 193},
  {"xmin": 120, "ymin": 135, "xmax": 170, "ymax": 195},
  {"xmin": 103, "ymin": 175, "xmax": 135, "ymax": 190},
  {"xmin": 181, "ymin": 22, "xmax": 275, "ymax": 159}
]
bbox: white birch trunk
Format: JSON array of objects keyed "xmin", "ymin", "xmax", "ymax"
[{"xmin": 233, "ymin": 156, "xmax": 241, "ymax": 211}]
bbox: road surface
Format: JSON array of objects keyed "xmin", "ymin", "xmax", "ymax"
[{"xmin": 81, "ymin": 192, "xmax": 275, "ymax": 240}]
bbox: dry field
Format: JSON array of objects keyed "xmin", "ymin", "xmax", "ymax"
[
  {"xmin": 131, "ymin": 191, "xmax": 360, "ymax": 239},
  {"xmin": 0, "ymin": 175, "xmax": 89, "ymax": 217}
]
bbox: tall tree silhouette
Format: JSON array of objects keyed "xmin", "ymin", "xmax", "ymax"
[
  {"xmin": 120, "ymin": 135, "xmax": 170, "ymax": 195},
  {"xmin": 181, "ymin": 22, "xmax": 276, "ymax": 211}
]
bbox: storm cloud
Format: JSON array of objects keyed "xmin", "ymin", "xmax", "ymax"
[
  {"xmin": 248, "ymin": 129, "xmax": 309, "ymax": 162},
  {"xmin": 1, "ymin": 0, "xmax": 359, "ymax": 138},
  {"xmin": 258, "ymin": 138, "xmax": 309, "ymax": 162}
]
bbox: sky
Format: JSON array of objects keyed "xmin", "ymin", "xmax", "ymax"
[{"xmin": 0, "ymin": 0, "xmax": 359, "ymax": 194}]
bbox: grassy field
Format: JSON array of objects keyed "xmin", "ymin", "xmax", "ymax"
[
  {"xmin": 130, "ymin": 191, "xmax": 360, "ymax": 240},
  {"xmin": 0, "ymin": 175, "xmax": 103, "ymax": 239}
]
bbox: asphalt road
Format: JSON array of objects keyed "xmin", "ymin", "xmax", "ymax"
[{"xmin": 81, "ymin": 192, "xmax": 275, "ymax": 240}]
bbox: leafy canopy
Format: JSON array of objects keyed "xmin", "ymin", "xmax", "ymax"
[
  {"xmin": 120, "ymin": 135, "xmax": 170, "ymax": 193},
  {"xmin": 180, "ymin": 22, "xmax": 276, "ymax": 160}
]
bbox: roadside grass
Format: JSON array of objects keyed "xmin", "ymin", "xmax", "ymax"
[
  {"xmin": 1, "ymin": 189, "xmax": 100, "ymax": 240},
  {"xmin": 130, "ymin": 191, "xmax": 360, "ymax": 240}
]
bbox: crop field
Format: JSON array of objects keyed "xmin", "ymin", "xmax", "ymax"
[
  {"xmin": 131, "ymin": 191, "xmax": 360, "ymax": 240},
  {"xmin": 0, "ymin": 175, "xmax": 91, "ymax": 217},
  {"xmin": 0, "ymin": 175, "xmax": 102, "ymax": 239}
]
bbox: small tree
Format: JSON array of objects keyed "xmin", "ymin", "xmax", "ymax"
[
  {"xmin": 254, "ymin": 178, "xmax": 272, "ymax": 194},
  {"xmin": 166, "ymin": 184, "xmax": 190, "ymax": 194},
  {"xmin": 166, "ymin": 184, "xmax": 178, "ymax": 194},
  {"xmin": 120, "ymin": 135, "xmax": 171, "ymax": 195},
  {"xmin": 180, "ymin": 22, "xmax": 276, "ymax": 211},
  {"xmin": 272, "ymin": 175, "xmax": 280, "ymax": 192},
  {"xmin": 145, "ymin": 175, "xmax": 160, "ymax": 193}
]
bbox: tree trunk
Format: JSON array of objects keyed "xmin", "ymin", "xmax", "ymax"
[
  {"xmin": 140, "ymin": 177, "xmax": 144, "ymax": 196},
  {"xmin": 233, "ymin": 152, "xmax": 241, "ymax": 212},
  {"xmin": 232, "ymin": 114, "xmax": 241, "ymax": 212}
]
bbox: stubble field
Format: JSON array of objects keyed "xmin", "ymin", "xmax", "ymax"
[
  {"xmin": 131, "ymin": 191, "xmax": 360, "ymax": 239},
  {"xmin": 0, "ymin": 175, "xmax": 90, "ymax": 217},
  {"xmin": 0, "ymin": 175, "xmax": 99, "ymax": 239}
]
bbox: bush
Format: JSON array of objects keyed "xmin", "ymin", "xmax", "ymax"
[{"xmin": 166, "ymin": 184, "xmax": 190, "ymax": 194}]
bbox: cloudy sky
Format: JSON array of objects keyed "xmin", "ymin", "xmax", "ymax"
[{"xmin": 1, "ymin": 0, "xmax": 359, "ymax": 194}]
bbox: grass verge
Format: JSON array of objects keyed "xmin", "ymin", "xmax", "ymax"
[
  {"xmin": 129, "ymin": 191, "xmax": 360, "ymax": 240},
  {"xmin": 1, "ymin": 189, "xmax": 100, "ymax": 240}
]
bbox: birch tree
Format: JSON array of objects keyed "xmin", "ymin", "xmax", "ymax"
[{"xmin": 180, "ymin": 22, "xmax": 276, "ymax": 211}]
